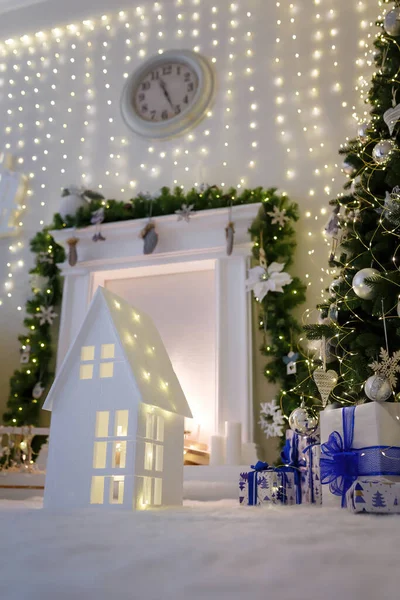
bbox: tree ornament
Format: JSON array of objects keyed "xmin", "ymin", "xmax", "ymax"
[
  {"xmin": 140, "ymin": 221, "xmax": 158, "ymax": 255},
  {"xmin": 364, "ymin": 374, "xmax": 392, "ymax": 402},
  {"xmin": 59, "ymin": 185, "xmax": 89, "ymax": 220},
  {"xmin": 259, "ymin": 399, "xmax": 285, "ymax": 439},
  {"xmin": 352, "ymin": 268, "xmax": 379, "ymax": 300},
  {"xmin": 351, "ymin": 176, "xmax": 362, "ymax": 196},
  {"xmin": 29, "ymin": 273, "xmax": 48, "ymax": 293},
  {"xmin": 66, "ymin": 237, "xmax": 79, "ymax": 267},
  {"xmin": 225, "ymin": 221, "xmax": 235, "ymax": 256},
  {"xmin": 20, "ymin": 344, "xmax": 31, "ymax": 364},
  {"xmin": 32, "ymin": 381, "xmax": 45, "ymax": 400},
  {"xmin": 91, "ymin": 207, "xmax": 106, "ymax": 242},
  {"xmin": 35, "ymin": 305, "xmax": 58, "ymax": 326},
  {"xmin": 372, "ymin": 139, "xmax": 396, "ymax": 165},
  {"xmin": 329, "ymin": 277, "xmax": 342, "ymax": 295},
  {"xmin": 267, "ymin": 205, "xmax": 290, "ymax": 227},
  {"xmin": 175, "ymin": 203, "xmax": 196, "ymax": 222},
  {"xmin": 288, "ymin": 404, "xmax": 319, "ymax": 437},
  {"xmin": 384, "ymin": 7, "xmax": 400, "ymax": 37},
  {"xmin": 357, "ymin": 122, "xmax": 369, "ymax": 143},
  {"xmin": 313, "ymin": 368, "xmax": 338, "ymax": 407},
  {"xmin": 342, "ymin": 161, "xmax": 356, "ymax": 176},
  {"xmin": 384, "ymin": 104, "xmax": 400, "ymax": 137},
  {"xmin": 282, "ymin": 350, "xmax": 299, "ymax": 375},
  {"xmin": 369, "ymin": 348, "xmax": 400, "ymax": 388},
  {"xmin": 324, "ymin": 207, "xmax": 340, "ymax": 237},
  {"xmin": 246, "ymin": 262, "xmax": 292, "ymax": 302},
  {"xmin": 328, "ymin": 303, "xmax": 339, "ymax": 322},
  {"xmin": 37, "ymin": 251, "xmax": 53, "ymax": 265}
]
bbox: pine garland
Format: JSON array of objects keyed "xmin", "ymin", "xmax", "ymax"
[{"xmin": 3, "ymin": 185, "xmax": 306, "ymax": 446}]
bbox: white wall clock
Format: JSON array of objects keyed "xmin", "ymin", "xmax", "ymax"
[{"xmin": 120, "ymin": 50, "xmax": 215, "ymax": 140}]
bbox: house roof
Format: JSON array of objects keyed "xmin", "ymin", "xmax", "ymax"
[{"xmin": 43, "ymin": 287, "xmax": 193, "ymax": 418}]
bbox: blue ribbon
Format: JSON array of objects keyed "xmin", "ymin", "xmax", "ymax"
[
  {"xmin": 247, "ymin": 459, "xmax": 302, "ymax": 506},
  {"xmin": 320, "ymin": 406, "xmax": 400, "ymax": 507},
  {"xmin": 281, "ymin": 433, "xmax": 305, "ymax": 505},
  {"xmin": 247, "ymin": 461, "xmax": 270, "ymax": 506}
]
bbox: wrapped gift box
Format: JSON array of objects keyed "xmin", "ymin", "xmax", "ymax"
[
  {"xmin": 346, "ymin": 479, "xmax": 400, "ymax": 514},
  {"xmin": 283, "ymin": 430, "xmax": 322, "ymax": 505},
  {"xmin": 320, "ymin": 403, "xmax": 400, "ymax": 508},
  {"xmin": 239, "ymin": 465, "xmax": 299, "ymax": 506}
]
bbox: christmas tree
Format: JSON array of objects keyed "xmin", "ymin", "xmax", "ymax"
[
  {"xmin": 292, "ymin": 2, "xmax": 400, "ymax": 411},
  {"xmin": 372, "ymin": 490, "xmax": 386, "ymax": 508}
]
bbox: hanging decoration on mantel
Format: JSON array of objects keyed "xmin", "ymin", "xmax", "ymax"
[
  {"xmin": 225, "ymin": 198, "xmax": 235, "ymax": 256},
  {"xmin": 175, "ymin": 203, "xmax": 196, "ymax": 222},
  {"xmin": 4, "ymin": 186, "xmax": 306, "ymax": 453}
]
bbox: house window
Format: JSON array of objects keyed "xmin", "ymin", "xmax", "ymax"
[
  {"xmin": 90, "ymin": 476, "xmax": 104, "ymax": 504},
  {"xmin": 144, "ymin": 442, "xmax": 153, "ymax": 471},
  {"xmin": 154, "ymin": 478, "xmax": 162, "ymax": 506},
  {"xmin": 115, "ymin": 410, "xmax": 129, "ymax": 437},
  {"xmin": 110, "ymin": 476, "xmax": 125, "ymax": 504},
  {"xmin": 101, "ymin": 344, "xmax": 115, "ymax": 359},
  {"xmin": 155, "ymin": 445, "xmax": 163, "ymax": 472},
  {"xmin": 145, "ymin": 412, "xmax": 155, "ymax": 439},
  {"xmin": 81, "ymin": 346, "xmax": 95, "ymax": 361},
  {"xmin": 100, "ymin": 362, "xmax": 114, "ymax": 378},
  {"xmin": 156, "ymin": 416, "xmax": 164, "ymax": 442},
  {"xmin": 142, "ymin": 476, "xmax": 152, "ymax": 506},
  {"xmin": 93, "ymin": 441, "xmax": 107, "ymax": 469},
  {"xmin": 80, "ymin": 364, "xmax": 93, "ymax": 380},
  {"xmin": 112, "ymin": 441, "xmax": 127, "ymax": 469},
  {"xmin": 95, "ymin": 411, "xmax": 109, "ymax": 438}
]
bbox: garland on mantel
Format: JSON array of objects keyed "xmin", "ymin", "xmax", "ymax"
[{"xmin": 3, "ymin": 185, "xmax": 306, "ymax": 449}]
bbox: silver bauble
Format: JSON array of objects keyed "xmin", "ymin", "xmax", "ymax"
[
  {"xmin": 364, "ymin": 374, "xmax": 392, "ymax": 402},
  {"xmin": 352, "ymin": 268, "xmax": 379, "ymax": 300},
  {"xmin": 372, "ymin": 139, "xmax": 396, "ymax": 165},
  {"xmin": 288, "ymin": 406, "xmax": 319, "ymax": 437},
  {"xmin": 329, "ymin": 303, "xmax": 339, "ymax": 322},
  {"xmin": 342, "ymin": 161, "xmax": 356, "ymax": 176},
  {"xmin": 357, "ymin": 122, "xmax": 369, "ymax": 143},
  {"xmin": 384, "ymin": 8, "xmax": 400, "ymax": 37}
]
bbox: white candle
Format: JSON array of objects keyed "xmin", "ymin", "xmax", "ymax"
[
  {"xmin": 209, "ymin": 435, "xmax": 225, "ymax": 466},
  {"xmin": 225, "ymin": 421, "xmax": 242, "ymax": 465}
]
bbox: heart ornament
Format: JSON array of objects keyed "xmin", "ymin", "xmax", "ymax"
[
  {"xmin": 313, "ymin": 368, "xmax": 338, "ymax": 407},
  {"xmin": 384, "ymin": 103, "xmax": 400, "ymax": 136}
]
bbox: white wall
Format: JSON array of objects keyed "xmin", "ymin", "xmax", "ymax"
[{"xmin": 0, "ymin": 0, "xmax": 377, "ymax": 448}]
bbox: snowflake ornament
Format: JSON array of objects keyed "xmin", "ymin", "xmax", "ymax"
[
  {"xmin": 267, "ymin": 205, "xmax": 290, "ymax": 227},
  {"xmin": 246, "ymin": 262, "xmax": 292, "ymax": 302},
  {"xmin": 175, "ymin": 203, "xmax": 196, "ymax": 222},
  {"xmin": 369, "ymin": 348, "xmax": 400, "ymax": 388},
  {"xmin": 259, "ymin": 399, "xmax": 285, "ymax": 439},
  {"xmin": 35, "ymin": 305, "xmax": 58, "ymax": 326}
]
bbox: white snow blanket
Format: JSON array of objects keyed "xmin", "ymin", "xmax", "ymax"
[{"xmin": 0, "ymin": 498, "xmax": 399, "ymax": 600}]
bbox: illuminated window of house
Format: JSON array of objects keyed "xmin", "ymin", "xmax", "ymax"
[
  {"xmin": 99, "ymin": 343, "xmax": 115, "ymax": 378},
  {"xmin": 110, "ymin": 476, "xmax": 125, "ymax": 504},
  {"xmin": 154, "ymin": 478, "xmax": 162, "ymax": 506},
  {"xmin": 144, "ymin": 442, "xmax": 153, "ymax": 471},
  {"xmin": 142, "ymin": 476, "xmax": 152, "ymax": 506},
  {"xmin": 80, "ymin": 364, "xmax": 94, "ymax": 380},
  {"xmin": 81, "ymin": 346, "xmax": 95, "ymax": 361},
  {"xmin": 100, "ymin": 362, "xmax": 114, "ymax": 378},
  {"xmin": 156, "ymin": 416, "xmax": 164, "ymax": 442},
  {"xmin": 155, "ymin": 445, "xmax": 163, "ymax": 472},
  {"xmin": 101, "ymin": 344, "xmax": 115, "ymax": 359},
  {"xmin": 90, "ymin": 476, "xmax": 104, "ymax": 504},
  {"xmin": 95, "ymin": 411, "xmax": 109, "ymax": 438},
  {"xmin": 115, "ymin": 410, "xmax": 129, "ymax": 437},
  {"xmin": 112, "ymin": 441, "xmax": 127, "ymax": 469},
  {"xmin": 93, "ymin": 442, "xmax": 107, "ymax": 469},
  {"xmin": 145, "ymin": 412, "xmax": 155, "ymax": 439},
  {"xmin": 80, "ymin": 346, "xmax": 95, "ymax": 379}
]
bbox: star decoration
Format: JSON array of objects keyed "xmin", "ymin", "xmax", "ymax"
[
  {"xmin": 259, "ymin": 399, "xmax": 285, "ymax": 439},
  {"xmin": 369, "ymin": 348, "xmax": 400, "ymax": 388},
  {"xmin": 267, "ymin": 205, "xmax": 290, "ymax": 227},
  {"xmin": 35, "ymin": 305, "xmax": 58, "ymax": 326},
  {"xmin": 175, "ymin": 203, "xmax": 196, "ymax": 222},
  {"xmin": 246, "ymin": 262, "xmax": 292, "ymax": 302}
]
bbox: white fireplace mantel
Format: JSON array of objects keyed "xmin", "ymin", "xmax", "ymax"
[{"xmin": 51, "ymin": 203, "xmax": 261, "ymax": 452}]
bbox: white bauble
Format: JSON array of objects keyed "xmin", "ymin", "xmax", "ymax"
[
  {"xmin": 288, "ymin": 406, "xmax": 319, "ymax": 437},
  {"xmin": 372, "ymin": 139, "xmax": 396, "ymax": 165},
  {"xmin": 59, "ymin": 189, "xmax": 88, "ymax": 220},
  {"xmin": 364, "ymin": 375, "xmax": 392, "ymax": 402},
  {"xmin": 342, "ymin": 161, "xmax": 356, "ymax": 176},
  {"xmin": 352, "ymin": 268, "xmax": 379, "ymax": 300},
  {"xmin": 357, "ymin": 122, "xmax": 369, "ymax": 143},
  {"xmin": 329, "ymin": 277, "xmax": 342, "ymax": 295},
  {"xmin": 384, "ymin": 8, "xmax": 400, "ymax": 37}
]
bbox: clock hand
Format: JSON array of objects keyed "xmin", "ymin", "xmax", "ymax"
[{"xmin": 159, "ymin": 78, "xmax": 174, "ymax": 109}]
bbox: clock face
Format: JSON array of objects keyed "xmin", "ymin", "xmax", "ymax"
[{"xmin": 134, "ymin": 62, "xmax": 199, "ymax": 123}]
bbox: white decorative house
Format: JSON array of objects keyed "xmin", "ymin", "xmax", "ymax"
[{"xmin": 43, "ymin": 286, "xmax": 192, "ymax": 510}]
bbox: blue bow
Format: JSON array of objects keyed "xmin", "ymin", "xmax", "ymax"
[{"xmin": 320, "ymin": 406, "xmax": 400, "ymax": 507}]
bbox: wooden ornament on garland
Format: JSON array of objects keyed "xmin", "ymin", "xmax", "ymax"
[
  {"xmin": 141, "ymin": 221, "xmax": 158, "ymax": 255},
  {"xmin": 67, "ymin": 237, "xmax": 79, "ymax": 267},
  {"xmin": 225, "ymin": 222, "xmax": 235, "ymax": 256}
]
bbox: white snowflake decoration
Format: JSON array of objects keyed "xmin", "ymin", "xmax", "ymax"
[
  {"xmin": 369, "ymin": 348, "xmax": 400, "ymax": 387},
  {"xmin": 35, "ymin": 305, "xmax": 58, "ymax": 326},
  {"xmin": 175, "ymin": 203, "xmax": 196, "ymax": 222},
  {"xmin": 267, "ymin": 205, "xmax": 290, "ymax": 227},
  {"xmin": 246, "ymin": 262, "xmax": 292, "ymax": 302},
  {"xmin": 259, "ymin": 399, "xmax": 285, "ymax": 439}
]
